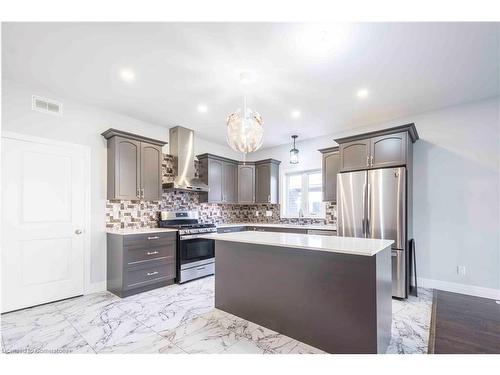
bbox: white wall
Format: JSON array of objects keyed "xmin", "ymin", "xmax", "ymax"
[
  {"xmin": 1, "ymin": 79, "xmax": 240, "ymax": 290},
  {"xmin": 250, "ymin": 97, "xmax": 500, "ymax": 291}
]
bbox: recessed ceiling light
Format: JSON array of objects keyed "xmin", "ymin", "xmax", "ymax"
[
  {"xmin": 357, "ymin": 88, "xmax": 369, "ymax": 99},
  {"xmin": 119, "ymin": 68, "xmax": 135, "ymax": 83},
  {"xmin": 197, "ymin": 104, "xmax": 208, "ymax": 113},
  {"xmin": 239, "ymin": 71, "xmax": 255, "ymax": 85},
  {"xmin": 291, "ymin": 110, "xmax": 301, "ymax": 119}
]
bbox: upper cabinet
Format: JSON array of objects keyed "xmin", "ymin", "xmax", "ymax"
[
  {"xmin": 335, "ymin": 123, "xmax": 418, "ymax": 172},
  {"xmin": 238, "ymin": 163, "xmax": 255, "ymax": 203},
  {"xmin": 102, "ymin": 129, "xmax": 166, "ymax": 201},
  {"xmin": 198, "ymin": 154, "xmax": 280, "ymax": 204},
  {"xmin": 319, "ymin": 147, "xmax": 340, "ymax": 202},
  {"xmin": 255, "ymin": 159, "xmax": 281, "ymax": 204},
  {"xmin": 339, "ymin": 140, "xmax": 371, "ymax": 172},
  {"xmin": 370, "ymin": 132, "xmax": 407, "ymax": 169},
  {"xmin": 197, "ymin": 154, "xmax": 238, "ymax": 203}
]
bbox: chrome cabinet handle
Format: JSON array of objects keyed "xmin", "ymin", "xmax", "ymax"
[
  {"xmin": 268, "ymin": 194, "xmax": 271, "ymax": 203},
  {"xmin": 147, "ymin": 271, "xmax": 159, "ymax": 276},
  {"xmin": 137, "ymin": 189, "xmax": 140, "ymax": 198},
  {"xmin": 366, "ymin": 155, "xmax": 370, "ymax": 167},
  {"xmin": 196, "ymin": 266, "xmax": 206, "ymax": 271},
  {"xmin": 141, "ymin": 188, "xmax": 145, "ymax": 198},
  {"xmin": 370, "ymin": 155, "xmax": 374, "ymax": 167},
  {"xmin": 147, "ymin": 236, "xmax": 159, "ymax": 240},
  {"xmin": 75, "ymin": 229, "xmax": 82, "ymax": 235},
  {"xmin": 146, "ymin": 251, "xmax": 159, "ymax": 255}
]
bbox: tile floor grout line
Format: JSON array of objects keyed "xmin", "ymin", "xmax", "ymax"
[{"xmin": 60, "ymin": 311, "xmax": 98, "ymax": 354}]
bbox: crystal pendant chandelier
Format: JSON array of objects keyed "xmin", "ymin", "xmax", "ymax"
[
  {"xmin": 290, "ymin": 135, "xmax": 299, "ymax": 164},
  {"xmin": 226, "ymin": 73, "xmax": 264, "ymax": 155}
]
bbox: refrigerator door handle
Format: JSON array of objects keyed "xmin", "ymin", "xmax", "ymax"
[
  {"xmin": 362, "ymin": 182, "xmax": 367, "ymax": 237},
  {"xmin": 366, "ymin": 183, "xmax": 371, "ymax": 238}
]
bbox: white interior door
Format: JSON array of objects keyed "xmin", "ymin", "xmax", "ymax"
[{"xmin": 2, "ymin": 135, "xmax": 87, "ymax": 313}]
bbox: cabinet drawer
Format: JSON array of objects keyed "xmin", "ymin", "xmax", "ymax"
[
  {"xmin": 123, "ymin": 260, "xmax": 175, "ymax": 290},
  {"xmin": 125, "ymin": 242, "xmax": 176, "ymax": 267},
  {"xmin": 123, "ymin": 231, "xmax": 176, "ymax": 248}
]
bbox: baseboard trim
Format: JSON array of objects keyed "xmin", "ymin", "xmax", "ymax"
[{"xmin": 418, "ymin": 277, "xmax": 500, "ymax": 300}]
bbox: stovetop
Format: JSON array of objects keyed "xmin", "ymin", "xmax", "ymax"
[{"xmin": 158, "ymin": 222, "xmax": 216, "ymax": 229}]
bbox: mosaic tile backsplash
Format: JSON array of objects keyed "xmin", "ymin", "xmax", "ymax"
[{"xmin": 105, "ymin": 154, "xmax": 337, "ymax": 230}]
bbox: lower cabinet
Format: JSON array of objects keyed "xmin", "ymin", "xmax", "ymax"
[{"xmin": 107, "ymin": 231, "xmax": 176, "ymax": 297}]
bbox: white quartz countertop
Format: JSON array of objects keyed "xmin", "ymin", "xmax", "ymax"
[
  {"xmin": 106, "ymin": 228, "xmax": 178, "ymax": 235},
  {"xmin": 217, "ymin": 222, "xmax": 337, "ymax": 231},
  {"xmin": 201, "ymin": 231, "xmax": 393, "ymax": 256}
]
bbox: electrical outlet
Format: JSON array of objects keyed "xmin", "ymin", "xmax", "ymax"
[
  {"xmin": 457, "ymin": 265, "xmax": 466, "ymax": 277},
  {"xmin": 265, "ymin": 210, "xmax": 272, "ymax": 217}
]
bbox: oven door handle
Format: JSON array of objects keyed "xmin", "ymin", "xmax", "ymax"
[{"xmin": 180, "ymin": 234, "xmax": 213, "ymax": 240}]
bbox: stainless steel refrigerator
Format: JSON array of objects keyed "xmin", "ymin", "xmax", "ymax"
[{"xmin": 337, "ymin": 167, "xmax": 407, "ymax": 298}]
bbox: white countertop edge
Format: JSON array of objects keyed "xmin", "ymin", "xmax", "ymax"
[
  {"xmin": 201, "ymin": 232, "xmax": 393, "ymax": 257},
  {"xmin": 106, "ymin": 228, "xmax": 178, "ymax": 235},
  {"xmin": 216, "ymin": 222, "xmax": 337, "ymax": 231}
]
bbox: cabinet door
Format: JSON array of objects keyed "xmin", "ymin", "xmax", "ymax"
[
  {"xmin": 223, "ymin": 161, "xmax": 238, "ymax": 203},
  {"xmin": 339, "ymin": 139, "xmax": 371, "ymax": 172},
  {"xmin": 370, "ymin": 132, "xmax": 407, "ymax": 168},
  {"xmin": 238, "ymin": 164, "xmax": 255, "ymax": 203},
  {"xmin": 322, "ymin": 151, "xmax": 340, "ymax": 202},
  {"xmin": 207, "ymin": 158, "xmax": 223, "ymax": 203},
  {"xmin": 269, "ymin": 162, "xmax": 280, "ymax": 204},
  {"xmin": 113, "ymin": 136, "xmax": 141, "ymax": 200},
  {"xmin": 140, "ymin": 142, "xmax": 162, "ymax": 201},
  {"xmin": 255, "ymin": 163, "xmax": 270, "ymax": 203}
]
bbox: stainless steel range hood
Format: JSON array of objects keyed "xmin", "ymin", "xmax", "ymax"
[{"xmin": 163, "ymin": 126, "xmax": 210, "ymax": 192}]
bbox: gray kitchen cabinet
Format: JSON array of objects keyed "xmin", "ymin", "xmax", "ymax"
[
  {"xmin": 223, "ymin": 161, "xmax": 238, "ymax": 203},
  {"xmin": 339, "ymin": 139, "xmax": 371, "ymax": 172},
  {"xmin": 207, "ymin": 158, "xmax": 224, "ymax": 202},
  {"xmin": 140, "ymin": 142, "xmax": 163, "ymax": 201},
  {"xmin": 370, "ymin": 132, "xmax": 407, "ymax": 168},
  {"xmin": 319, "ymin": 146, "xmax": 340, "ymax": 202},
  {"xmin": 102, "ymin": 128, "xmax": 167, "ymax": 201},
  {"xmin": 335, "ymin": 124, "xmax": 418, "ymax": 172},
  {"xmin": 106, "ymin": 231, "xmax": 177, "ymax": 297},
  {"xmin": 255, "ymin": 159, "xmax": 281, "ymax": 204},
  {"xmin": 197, "ymin": 154, "xmax": 238, "ymax": 203},
  {"xmin": 238, "ymin": 163, "xmax": 255, "ymax": 203}
]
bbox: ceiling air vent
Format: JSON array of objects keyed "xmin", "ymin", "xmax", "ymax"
[{"xmin": 32, "ymin": 95, "xmax": 63, "ymax": 116}]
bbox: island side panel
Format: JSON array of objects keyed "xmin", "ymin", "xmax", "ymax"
[
  {"xmin": 215, "ymin": 241, "xmax": 384, "ymax": 354},
  {"xmin": 375, "ymin": 247, "xmax": 392, "ymax": 353}
]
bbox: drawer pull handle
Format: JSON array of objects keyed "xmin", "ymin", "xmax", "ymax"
[
  {"xmin": 146, "ymin": 251, "xmax": 159, "ymax": 255},
  {"xmin": 147, "ymin": 236, "xmax": 159, "ymax": 240},
  {"xmin": 147, "ymin": 271, "xmax": 159, "ymax": 276},
  {"xmin": 196, "ymin": 266, "xmax": 206, "ymax": 271}
]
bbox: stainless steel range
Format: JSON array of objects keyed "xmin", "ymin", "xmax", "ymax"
[{"xmin": 159, "ymin": 211, "xmax": 216, "ymax": 283}]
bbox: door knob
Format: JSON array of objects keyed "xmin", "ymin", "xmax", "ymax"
[{"xmin": 75, "ymin": 229, "xmax": 82, "ymax": 235}]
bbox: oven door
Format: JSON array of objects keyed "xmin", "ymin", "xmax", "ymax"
[{"xmin": 179, "ymin": 236, "xmax": 215, "ymax": 267}]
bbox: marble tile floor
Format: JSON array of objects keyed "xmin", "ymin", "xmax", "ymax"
[{"xmin": 1, "ymin": 276, "xmax": 432, "ymax": 354}]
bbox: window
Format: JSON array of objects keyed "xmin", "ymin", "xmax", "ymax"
[{"xmin": 284, "ymin": 170, "xmax": 324, "ymax": 218}]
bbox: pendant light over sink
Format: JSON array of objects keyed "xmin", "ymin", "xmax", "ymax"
[{"xmin": 290, "ymin": 135, "xmax": 299, "ymax": 164}]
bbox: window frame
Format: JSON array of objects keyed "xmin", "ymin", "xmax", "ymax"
[{"xmin": 282, "ymin": 169, "xmax": 325, "ymax": 219}]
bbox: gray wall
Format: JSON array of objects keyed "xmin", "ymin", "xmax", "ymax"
[{"xmin": 250, "ymin": 97, "xmax": 500, "ymax": 290}]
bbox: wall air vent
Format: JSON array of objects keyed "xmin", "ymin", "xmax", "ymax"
[{"xmin": 32, "ymin": 95, "xmax": 63, "ymax": 116}]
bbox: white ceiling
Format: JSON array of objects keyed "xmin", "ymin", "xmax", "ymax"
[{"xmin": 2, "ymin": 22, "xmax": 499, "ymax": 148}]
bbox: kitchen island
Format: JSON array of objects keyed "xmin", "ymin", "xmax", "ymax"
[{"xmin": 202, "ymin": 231, "xmax": 394, "ymax": 354}]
